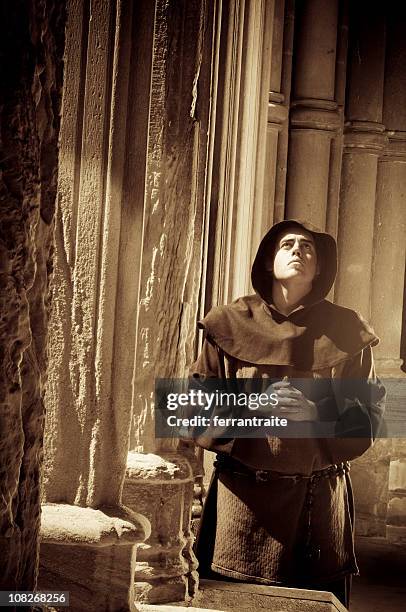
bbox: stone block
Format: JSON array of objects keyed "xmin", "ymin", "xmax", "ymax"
[
  {"xmin": 39, "ymin": 503, "xmax": 149, "ymax": 611},
  {"xmin": 387, "ymin": 496, "xmax": 406, "ymax": 526}
]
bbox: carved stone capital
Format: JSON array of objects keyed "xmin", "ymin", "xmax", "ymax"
[
  {"xmin": 344, "ymin": 120, "xmax": 388, "ymax": 154},
  {"xmin": 290, "ymin": 98, "xmax": 340, "ymax": 133}
]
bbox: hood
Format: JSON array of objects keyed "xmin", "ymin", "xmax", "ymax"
[
  {"xmin": 251, "ymin": 219, "xmax": 337, "ymax": 305},
  {"xmin": 197, "ymin": 219, "xmax": 379, "ymax": 370}
]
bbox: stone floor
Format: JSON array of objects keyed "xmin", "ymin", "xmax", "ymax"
[{"xmin": 351, "ymin": 536, "xmax": 406, "ymax": 612}]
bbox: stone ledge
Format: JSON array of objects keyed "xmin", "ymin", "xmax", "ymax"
[
  {"xmin": 139, "ymin": 579, "xmax": 348, "ymax": 611},
  {"xmin": 41, "ymin": 503, "xmax": 150, "ymax": 546},
  {"xmin": 39, "ymin": 503, "xmax": 150, "ymax": 611}
]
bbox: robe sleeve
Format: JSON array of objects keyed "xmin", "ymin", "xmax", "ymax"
[
  {"xmin": 189, "ymin": 336, "xmax": 225, "ymax": 378},
  {"xmin": 186, "ymin": 337, "xmax": 235, "ymax": 453},
  {"xmin": 318, "ymin": 345, "xmax": 386, "ymax": 463}
]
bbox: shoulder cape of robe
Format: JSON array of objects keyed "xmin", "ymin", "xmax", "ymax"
[{"xmin": 198, "ymin": 295, "xmax": 378, "ymax": 372}]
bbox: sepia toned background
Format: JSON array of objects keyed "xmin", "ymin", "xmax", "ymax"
[{"xmin": 1, "ymin": 0, "xmax": 406, "ymax": 610}]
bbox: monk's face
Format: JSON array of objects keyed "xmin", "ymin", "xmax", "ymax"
[{"xmin": 272, "ymin": 228, "xmax": 318, "ymax": 284}]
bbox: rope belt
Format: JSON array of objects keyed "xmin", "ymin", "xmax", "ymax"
[
  {"xmin": 214, "ymin": 455, "xmax": 351, "ymax": 565},
  {"xmin": 214, "ymin": 456, "xmax": 350, "ymax": 483}
]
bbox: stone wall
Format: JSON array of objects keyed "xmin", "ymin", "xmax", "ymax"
[{"xmin": 0, "ymin": 0, "xmax": 65, "ymax": 589}]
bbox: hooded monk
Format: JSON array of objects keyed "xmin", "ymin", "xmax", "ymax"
[{"xmin": 189, "ymin": 220, "xmax": 386, "ymax": 609}]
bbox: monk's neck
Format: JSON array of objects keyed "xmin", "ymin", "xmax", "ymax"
[{"xmin": 271, "ymin": 280, "xmax": 312, "ymax": 315}]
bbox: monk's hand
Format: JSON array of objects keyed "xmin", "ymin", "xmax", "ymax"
[{"xmin": 272, "ymin": 380, "xmax": 317, "ymax": 422}]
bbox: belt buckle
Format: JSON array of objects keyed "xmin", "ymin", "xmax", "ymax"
[{"xmin": 255, "ymin": 470, "xmax": 269, "ymax": 483}]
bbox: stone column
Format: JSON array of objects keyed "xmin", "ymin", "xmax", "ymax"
[
  {"xmin": 0, "ymin": 0, "xmax": 65, "ymax": 590},
  {"xmin": 262, "ymin": 0, "xmax": 292, "ymax": 226},
  {"xmin": 124, "ymin": 0, "xmax": 213, "ymax": 605},
  {"xmin": 334, "ymin": 5, "xmax": 387, "ymax": 317},
  {"xmin": 202, "ymin": 0, "xmax": 247, "ymax": 310},
  {"xmin": 203, "ymin": 0, "xmax": 275, "ymax": 305},
  {"xmin": 372, "ymin": 138, "xmax": 406, "ymax": 372},
  {"xmin": 374, "ymin": 6, "xmax": 406, "ymax": 544},
  {"xmin": 326, "ymin": 0, "xmax": 349, "ymax": 241},
  {"xmin": 41, "ymin": 1, "xmax": 150, "ymax": 609},
  {"xmin": 250, "ymin": 0, "xmax": 278, "ymax": 264},
  {"xmin": 338, "ymin": 5, "xmax": 406, "ymax": 541},
  {"xmin": 371, "ymin": 7, "xmax": 406, "ymax": 375},
  {"xmin": 44, "ymin": 0, "xmax": 138, "ymax": 508},
  {"xmin": 285, "ymin": 0, "xmax": 340, "ymax": 228}
]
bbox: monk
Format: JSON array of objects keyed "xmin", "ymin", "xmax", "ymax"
[{"xmin": 189, "ymin": 220, "xmax": 386, "ymax": 609}]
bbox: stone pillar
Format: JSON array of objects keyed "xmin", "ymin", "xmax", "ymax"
[
  {"xmin": 130, "ymin": 0, "xmax": 212, "ymax": 452},
  {"xmin": 125, "ymin": 0, "xmax": 213, "ymax": 605},
  {"xmin": 337, "ymin": 4, "xmax": 387, "ymax": 538},
  {"xmin": 335, "ymin": 5, "xmax": 387, "ymax": 317},
  {"xmin": 374, "ymin": 6, "xmax": 406, "ymax": 544},
  {"xmin": 44, "ymin": 0, "xmax": 138, "ymax": 507},
  {"xmin": 286, "ymin": 0, "xmax": 340, "ymax": 227},
  {"xmin": 250, "ymin": 0, "xmax": 278, "ymax": 263},
  {"xmin": 326, "ymin": 0, "xmax": 349, "ymax": 241},
  {"xmin": 202, "ymin": 0, "xmax": 275, "ymax": 307},
  {"xmin": 262, "ymin": 0, "xmax": 292, "ymax": 226},
  {"xmin": 0, "ymin": 0, "xmax": 65, "ymax": 590},
  {"xmin": 41, "ymin": 1, "xmax": 150, "ymax": 609},
  {"xmin": 371, "ymin": 6, "xmax": 406, "ymax": 375},
  {"xmin": 339, "ymin": 5, "xmax": 406, "ymax": 540},
  {"xmin": 373, "ymin": 139, "xmax": 406, "ymax": 371}
]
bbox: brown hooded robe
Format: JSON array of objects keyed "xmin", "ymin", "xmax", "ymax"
[{"xmin": 190, "ymin": 220, "xmax": 386, "ymax": 594}]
